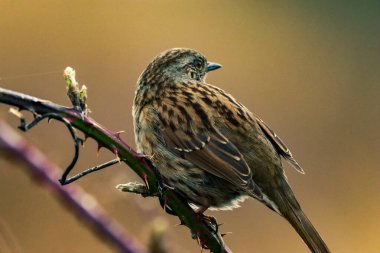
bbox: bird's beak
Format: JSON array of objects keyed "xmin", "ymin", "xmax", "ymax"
[{"xmin": 207, "ymin": 62, "xmax": 222, "ymax": 72}]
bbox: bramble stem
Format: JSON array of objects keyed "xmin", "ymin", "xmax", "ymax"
[{"xmin": 61, "ymin": 158, "xmax": 120, "ymax": 185}]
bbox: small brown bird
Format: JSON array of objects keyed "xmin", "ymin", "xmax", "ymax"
[{"xmin": 133, "ymin": 48, "xmax": 330, "ymax": 253}]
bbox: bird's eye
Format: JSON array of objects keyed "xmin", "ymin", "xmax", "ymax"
[{"xmin": 193, "ymin": 59, "xmax": 203, "ymax": 70}]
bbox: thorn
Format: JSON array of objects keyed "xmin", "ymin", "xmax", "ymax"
[
  {"xmin": 110, "ymin": 146, "xmax": 121, "ymax": 163},
  {"xmin": 62, "ymin": 117, "xmax": 73, "ymax": 124},
  {"xmin": 97, "ymin": 143, "xmax": 102, "ymax": 156},
  {"xmin": 194, "ymin": 231, "xmax": 205, "ymax": 249},
  {"xmin": 175, "ymin": 220, "xmax": 185, "ymax": 226},
  {"xmin": 114, "ymin": 130, "xmax": 125, "ymax": 139},
  {"xmin": 80, "ymin": 134, "xmax": 88, "ymax": 148},
  {"xmin": 84, "ymin": 134, "xmax": 89, "ymax": 142},
  {"xmin": 111, "ymin": 145, "xmax": 118, "ymax": 155},
  {"xmin": 161, "ymin": 196, "xmax": 169, "ymax": 213},
  {"xmin": 221, "ymin": 232, "xmax": 232, "ymax": 237},
  {"xmin": 8, "ymin": 107, "xmax": 23, "ymax": 118},
  {"xmin": 81, "ymin": 134, "xmax": 88, "ymax": 147},
  {"xmin": 143, "ymin": 172, "xmax": 150, "ymax": 190},
  {"xmin": 195, "ymin": 232, "xmax": 201, "ymax": 246}
]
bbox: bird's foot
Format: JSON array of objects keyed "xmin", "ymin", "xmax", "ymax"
[
  {"xmin": 195, "ymin": 208, "xmax": 219, "ymax": 233},
  {"xmin": 157, "ymin": 182, "xmax": 177, "ymax": 216}
]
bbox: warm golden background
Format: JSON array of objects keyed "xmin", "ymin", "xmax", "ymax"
[{"xmin": 0, "ymin": 1, "xmax": 379, "ymax": 253}]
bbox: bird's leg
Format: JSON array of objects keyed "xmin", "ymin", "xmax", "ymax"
[
  {"xmin": 195, "ymin": 206, "xmax": 209, "ymax": 214},
  {"xmin": 157, "ymin": 181, "xmax": 177, "ymax": 216},
  {"xmin": 195, "ymin": 207, "xmax": 219, "ymax": 233}
]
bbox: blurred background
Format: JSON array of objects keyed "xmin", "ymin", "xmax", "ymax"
[{"xmin": 0, "ymin": 1, "xmax": 379, "ymax": 252}]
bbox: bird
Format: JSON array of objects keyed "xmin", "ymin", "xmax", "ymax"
[{"xmin": 132, "ymin": 48, "xmax": 330, "ymax": 253}]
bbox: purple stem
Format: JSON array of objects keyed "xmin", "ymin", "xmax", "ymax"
[{"xmin": 0, "ymin": 121, "xmax": 148, "ymax": 253}]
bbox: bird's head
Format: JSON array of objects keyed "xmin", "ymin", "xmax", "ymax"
[
  {"xmin": 138, "ymin": 48, "xmax": 222, "ymax": 85},
  {"xmin": 134, "ymin": 48, "xmax": 222, "ymax": 110}
]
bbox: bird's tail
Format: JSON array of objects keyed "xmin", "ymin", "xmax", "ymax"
[{"xmin": 277, "ymin": 192, "xmax": 330, "ymax": 253}]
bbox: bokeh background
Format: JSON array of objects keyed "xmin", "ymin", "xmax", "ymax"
[{"xmin": 0, "ymin": 1, "xmax": 379, "ymax": 252}]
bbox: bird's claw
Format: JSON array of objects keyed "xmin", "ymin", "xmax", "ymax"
[
  {"xmin": 198, "ymin": 213, "xmax": 219, "ymax": 233},
  {"xmin": 157, "ymin": 182, "xmax": 176, "ymax": 216}
]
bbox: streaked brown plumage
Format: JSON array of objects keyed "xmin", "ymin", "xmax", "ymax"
[{"xmin": 133, "ymin": 48, "xmax": 330, "ymax": 253}]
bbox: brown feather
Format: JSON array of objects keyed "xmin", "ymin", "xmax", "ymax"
[
  {"xmin": 256, "ymin": 117, "xmax": 305, "ymax": 174},
  {"xmin": 157, "ymin": 98, "xmax": 263, "ymax": 198}
]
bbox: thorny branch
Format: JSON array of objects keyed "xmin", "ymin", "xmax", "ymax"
[{"xmin": 0, "ymin": 67, "xmax": 232, "ymax": 253}]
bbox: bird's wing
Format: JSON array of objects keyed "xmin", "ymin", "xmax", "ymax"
[
  {"xmin": 155, "ymin": 99, "xmax": 263, "ymax": 198},
  {"xmin": 256, "ymin": 117, "xmax": 305, "ymax": 174}
]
